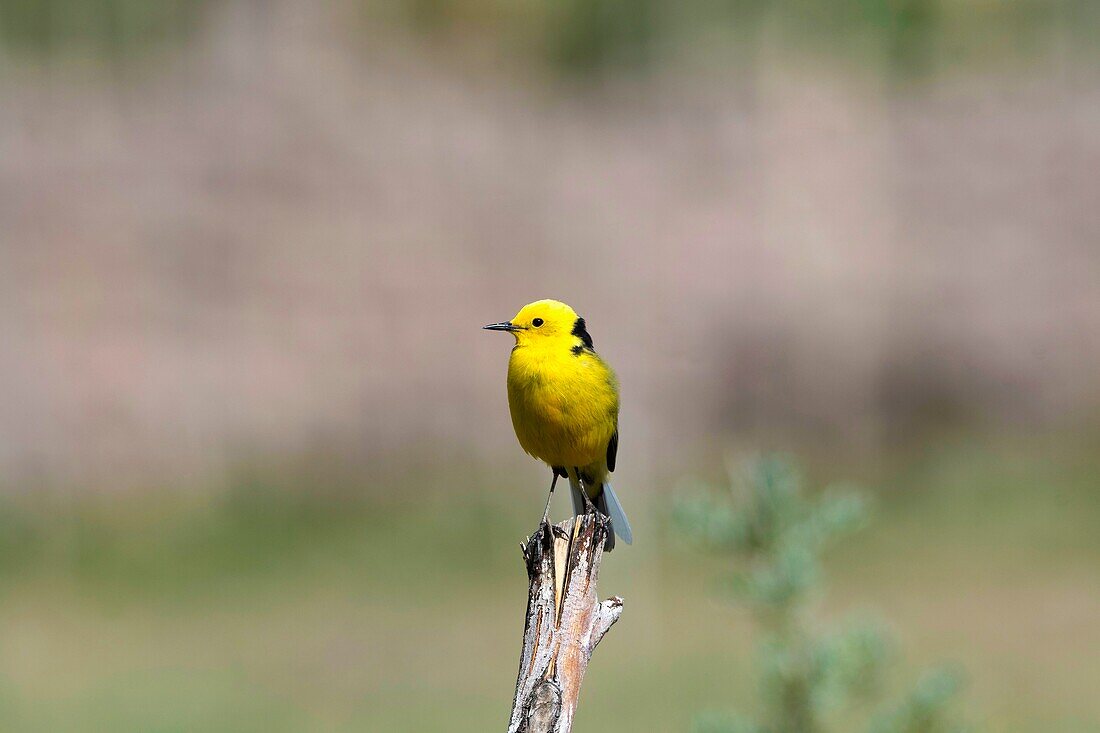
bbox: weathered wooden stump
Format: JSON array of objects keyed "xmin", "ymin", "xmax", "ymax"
[{"xmin": 506, "ymin": 513, "xmax": 623, "ymax": 733}]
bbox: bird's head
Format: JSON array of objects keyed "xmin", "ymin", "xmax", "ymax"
[{"xmin": 484, "ymin": 299, "xmax": 593, "ymax": 351}]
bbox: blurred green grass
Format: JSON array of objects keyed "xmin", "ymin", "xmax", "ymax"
[
  {"xmin": 378, "ymin": 0, "xmax": 1100, "ymax": 78},
  {"xmin": 3, "ymin": 0, "xmax": 1098, "ymax": 79},
  {"xmin": 0, "ymin": 430, "xmax": 1096, "ymax": 731},
  {"xmin": 0, "ymin": 0, "xmax": 211, "ymax": 59}
]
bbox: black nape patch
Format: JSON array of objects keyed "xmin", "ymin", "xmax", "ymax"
[{"xmin": 571, "ymin": 317, "xmax": 594, "ymax": 350}]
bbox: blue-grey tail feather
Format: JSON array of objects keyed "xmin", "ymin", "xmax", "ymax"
[
  {"xmin": 568, "ymin": 478, "xmax": 632, "ymax": 551},
  {"xmin": 600, "ymin": 482, "xmax": 633, "ymax": 546}
]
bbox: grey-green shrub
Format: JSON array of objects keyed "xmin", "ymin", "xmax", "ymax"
[{"xmin": 675, "ymin": 456, "xmax": 971, "ymax": 733}]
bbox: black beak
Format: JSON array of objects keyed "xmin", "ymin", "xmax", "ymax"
[{"xmin": 483, "ymin": 321, "xmax": 522, "ymax": 332}]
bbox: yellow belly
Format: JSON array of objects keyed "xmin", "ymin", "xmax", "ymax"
[{"xmin": 506, "ymin": 347, "xmax": 618, "ymax": 471}]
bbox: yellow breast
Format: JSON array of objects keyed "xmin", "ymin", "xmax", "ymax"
[{"xmin": 506, "ymin": 344, "xmax": 618, "ymax": 469}]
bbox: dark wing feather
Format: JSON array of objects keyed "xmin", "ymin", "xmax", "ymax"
[{"xmin": 606, "ymin": 429, "xmax": 618, "ymax": 472}]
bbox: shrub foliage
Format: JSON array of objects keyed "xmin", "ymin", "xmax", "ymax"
[{"xmin": 676, "ymin": 456, "xmax": 971, "ymax": 733}]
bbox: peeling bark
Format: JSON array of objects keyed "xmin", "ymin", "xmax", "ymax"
[{"xmin": 507, "ymin": 513, "xmax": 623, "ymax": 733}]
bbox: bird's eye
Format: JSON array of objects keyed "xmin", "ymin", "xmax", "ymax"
[{"xmin": 532, "ymin": 318, "xmax": 544, "ymax": 328}]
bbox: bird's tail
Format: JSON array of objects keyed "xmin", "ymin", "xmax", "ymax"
[{"xmin": 569, "ymin": 478, "xmax": 633, "ymax": 551}]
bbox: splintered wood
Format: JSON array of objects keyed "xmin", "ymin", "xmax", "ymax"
[{"xmin": 506, "ymin": 513, "xmax": 623, "ymax": 733}]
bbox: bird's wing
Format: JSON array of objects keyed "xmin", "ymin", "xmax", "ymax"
[{"xmin": 606, "ymin": 428, "xmax": 618, "ymax": 472}]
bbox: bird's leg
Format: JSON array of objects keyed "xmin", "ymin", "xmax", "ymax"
[
  {"xmin": 573, "ymin": 466, "xmax": 598, "ymax": 515},
  {"xmin": 540, "ymin": 471, "xmax": 559, "ymax": 525}
]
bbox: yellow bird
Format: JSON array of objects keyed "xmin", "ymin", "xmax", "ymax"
[{"xmin": 485, "ymin": 299, "xmax": 631, "ymax": 550}]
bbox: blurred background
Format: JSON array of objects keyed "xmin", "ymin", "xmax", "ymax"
[{"xmin": 1, "ymin": 0, "xmax": 1099, "ymax": 730}]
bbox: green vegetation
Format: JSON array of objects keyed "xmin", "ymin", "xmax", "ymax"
[
  {"xmin": 376, "ymin": 0, "xmax": 1100, "ymax": 78},
  {"xmin": 0, "ymin": 0, "xmax": 211, "ymax": 58},
  {"xmin": 0, "ymin": 433, "xmax": 1094, "ymax": 730},
  {"xmin": 2, "ymin": 0, "xmax": 1097, "ymax": 78},
  {"xmin": 676, "ymin": 456, "xmax": 969, "ymax": 733}
]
